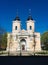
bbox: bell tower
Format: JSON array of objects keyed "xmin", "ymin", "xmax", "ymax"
[
  {"xmin": 12, "ymin": 15, "xmax": 21, "ymax": 34},
  {"xmin": 26, "ymin": 9, "xmax": 35, "ymax": 34}
]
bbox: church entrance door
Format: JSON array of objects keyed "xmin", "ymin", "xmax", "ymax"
[
  {"xmin": 22, "ymin": 45, "xmax": 25, "ymax": 50},
  {"xmin": 20, "ymin": 39, "xmax": 26, "ymax": 51}
]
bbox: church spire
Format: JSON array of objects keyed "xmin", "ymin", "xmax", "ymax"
[
  {"xmin": 27, "ymin": 9, "xmax": 33, "ymax": 21},
  {"xmin": 14, "ymin": 9, "xmax": 20, "ymax": 21},
  {"xmin": 29, "ymin": 9, "xmax": 31, "ymax": 16},
  {"xmin": 16, "ymin": 9, "xmax": 18, "ymax": 17}
]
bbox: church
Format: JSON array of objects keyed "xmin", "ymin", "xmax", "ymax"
[{"xmin": 7, "ymin": 12, "xmax": 41, "ymax": 56}]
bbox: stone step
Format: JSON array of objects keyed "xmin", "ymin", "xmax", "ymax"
[
  {"xmin": 2, "ymin": 51, "xmax": 33, "ymax": 56},
  {"xmin": 15, "ymin": 51, "xmax": 33, "ymax": 56}
]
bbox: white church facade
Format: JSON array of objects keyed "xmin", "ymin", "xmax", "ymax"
[{"xmin": 7, "ymin": 14, "xmax": 41, "ymax": 55}]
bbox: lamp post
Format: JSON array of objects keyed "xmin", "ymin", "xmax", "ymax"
[
  {"xmin": 8, "ymin": 41, "xmax": 10, "ymax": 56},
  {"xmin": 33, "ymin": 32, "xmax": 36, "ymax": 56},
  {"xmin": 8, "ymin": 38, "xmax": 11, "ymax": 56},
  {"xmin": 19, "ymin": 40, "xmax": 22, "ymax": 56},
  {"xmin": 18, "ymin": 39, "xmax": 22, "ymax": 56},
  {"xmin": 8, "ymin": 34, "xmax": 12, "ymax": 56},
  {"xmin": 20, "ymin": 43, "xmax": 21, "ymax": 56}
]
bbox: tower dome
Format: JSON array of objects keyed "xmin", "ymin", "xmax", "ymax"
[
  {"xmin": 14, "ymin": 16, "xmax": 20, "ymax": 21},
  {"xmin": 27, "ymin": 15, "xmax": 33, "ymax": 21}
]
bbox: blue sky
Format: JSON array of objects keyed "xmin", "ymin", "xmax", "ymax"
[{"xmin": 0, "ymin": 0, "xmax": 48, "ymax": 34}]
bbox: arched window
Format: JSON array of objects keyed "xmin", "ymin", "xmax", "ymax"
[
  {"xmin": 15, "ymin": 26, "xmax": 17, "ymax": 30},
  {"xmin": 30, "ymin": 26, "xmax": 32, "ymax": 30}
]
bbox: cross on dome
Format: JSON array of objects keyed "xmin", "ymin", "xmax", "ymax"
[
  {"xmin": 27, "ymin": 9, "xmax": 33, "ymax": 21},
  {"xmin": 14, "ymin": 9, "xmax": 20, "ymax": 21}
]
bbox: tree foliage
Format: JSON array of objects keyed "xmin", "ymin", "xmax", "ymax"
[
  {"xmin": 41, "ymin": 31, "xmax": 48, "ymax": 50},
  {"xmin": 0, "ymin": 27, "xmax": 7, "ymax": 50},
  {"xmin": 1, "ymin": 33, "xmax": 7, "ymax": 49}
]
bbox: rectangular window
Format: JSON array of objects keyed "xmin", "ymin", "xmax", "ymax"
[
  {"xmin": 15, "ymin": 26, "xmax": 17, "ymax": 30},
  {"xmin": 30, "ymin": 26, "xmax": 32, "ymax": 30}
]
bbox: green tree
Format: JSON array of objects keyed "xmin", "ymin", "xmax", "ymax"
[
  {"xmin": 1, "ymin": 33, "xmax": 7, "ymax": 50},
  {"xmin": 0, "ymin": 27, "xmax": 6, "ymax": 50},
  {"xmin": 41, "ymin": 31, "xmax": 48, "ymax": 50},
  {"xmin": 0, "ymin": 34, "xmax": 3, "ymax": 49}
]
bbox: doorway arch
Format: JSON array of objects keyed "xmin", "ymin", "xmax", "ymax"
[{"xmin": 20, "ymin": 39, "xmax": 26, "ymax": 51}]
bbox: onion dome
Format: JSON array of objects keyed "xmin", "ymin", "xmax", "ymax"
[
  {"xmin": 14, "ymin": 16, "xmax": 20, "ymax": 21},
  {"xmin": 27, "ymin": 15, "xmax": 33, "ymax": 21}
]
